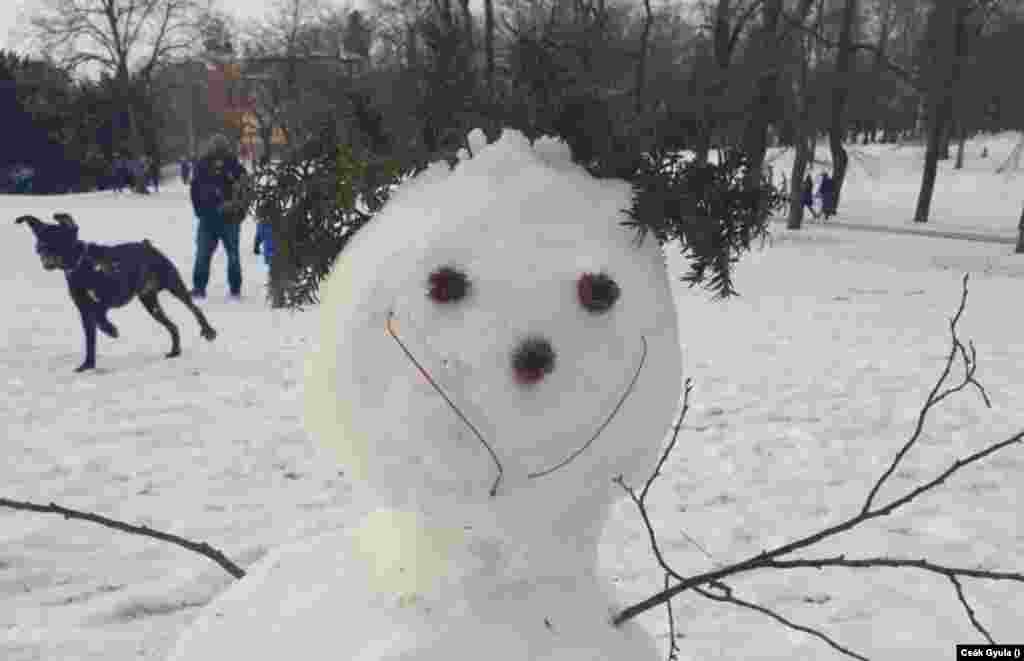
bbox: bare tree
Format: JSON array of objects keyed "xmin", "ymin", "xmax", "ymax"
[
  {"xmin": 27, "ymin": 0, "xmax": 203, "ymax": 154},
  {"xmin": 785, "ymin": 0, "xmax": 821, "ymax": 230},
  {"xmin": 827, "ymin": 0, "xmax": 858, "ymax": 215},
  {"xmin": 741, "ymin": 0, "xmax": 783, "ymax": 192},
  {"xmin": 484, "ymin": 0, "xmax": 495, "ymax": 102},
  {"xmin": 689, "ymin": 0, "xmax": 763, "ymax": 165},
  {"xmin": 914, "ymin": 0, "xmax": 971, "ymax": 223},
  {"xmin": 633, "ymin": 0, "xmax": 653, "ymax": 113},
  {"xmin": 240, "ymin": 0, "xmax": 354, "ymax": 152},
  {"xmin": 1017, "ymin": 203, "xmax": 1024, "ymax": 254}
]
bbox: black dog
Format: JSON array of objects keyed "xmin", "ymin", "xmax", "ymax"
[{"xmin": 17, "ymin": 213, "xmax": 217, "ymax": 372}]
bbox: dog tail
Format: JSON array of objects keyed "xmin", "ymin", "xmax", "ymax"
[{"xmin": 142, "ymin": 239, "xmax": 174, "ymax": 266}]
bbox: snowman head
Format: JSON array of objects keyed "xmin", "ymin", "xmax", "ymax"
[{"xmin": 306, "ymin": 129, "xmax": 682, "ymax": 530}]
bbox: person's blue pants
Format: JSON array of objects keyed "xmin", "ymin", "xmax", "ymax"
[
  {"xmin": 255, "ymin": 222, "xmax": 274, "ymax": 267},
  {"xmin": 193, "ymin": 211, "xmax": 242, "ymax": 294}
]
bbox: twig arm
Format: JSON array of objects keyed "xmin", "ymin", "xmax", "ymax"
[{"xmin": 0, "ymin": 497, "xmax": 246, "ymax": 579}]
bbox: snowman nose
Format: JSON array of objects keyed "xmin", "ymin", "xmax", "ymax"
[{"xmin": 512, "ymin": 337, "xmax": 556, "ymax": 385}]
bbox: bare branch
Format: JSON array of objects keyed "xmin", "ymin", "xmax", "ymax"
[
  {"xmin": 863, "ymin": 273, "xmax": 982, "ymax": 513},
  {"xmin": 614, "ymin": 274, "xmax": 1022, "ymax": 648},
  {"xmin": 0, "ymin": 497, "xmax": 246, "ymax": 580},
  {"xmin": 763, "ymin": 556, "xmax": 1024, "ymax": 583},
  {"xmin": 694, "ymin": 584, "xmax": 870, "ymax": 660},
  {"xmin": 949, "ymin": 574, "xmax": 996, "ymax": 645},
  {"xmin": 779, "ymin": 8, "xmax": 921, "ymax": 91},
  {"xmin": 663, "ymin": 573, "xmax": 680, "ymax": 661}
]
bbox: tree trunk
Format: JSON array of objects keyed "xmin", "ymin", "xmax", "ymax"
[
  {"xmin": 484, "ymin": 0, "xmax": 494, "ymax": 102},
  {"xmin": 954, "ymin": 121, "xmax": 967, "ymax": 169},
  {"xmin": 786, "ymin": 10, "xmax": 815, "ymax": 230},
  {"xmin": 914, "ymin": 94, "xmax": 944, "ymax": 223},
  {"xmin": 1016, "ymin": 204, "xmax": 1024, "ymax": 254},
  {"xmin": 634, "ymin": 0, "xmax": 653, "ymax": 113},
  {"xmin": 938, "ymin": 118, "xmax": 952, "ymax": 160},
  {"xmin": 914, "ymin": 1, "xmax": 968, "ymax": 223},
  {"xmin": 458, "ymin": 0, "xmax": 473, "ymax": 51},
  {"xmin": 787, "ymin": 135, "xmax": 813, "ymax": 229},
  {"xmin": 828, "ymin": 0, "xmax": 857, "ymax": 216},
  {"xmin": 741, "ymin": 0, "xmax": 782, "ymax": 192}
]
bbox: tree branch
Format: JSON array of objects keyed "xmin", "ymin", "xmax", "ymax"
[
  {"xmin": 613, "ymin": 274, "xmax": 1022, "ymax": 653},
  {"xmin": 0, "ymin": 497, "xmax": 246, "ymax": 579},
  {"xmin": 863, "ymin": 273, "xmax": 989, "ymax": 513},
  {"xmin": 780, "ymin": 8, "xmax": 921, "ymax": 92},
  {"xmin": 694, "ymin": 583, "xmax": 869, "ymax": 660}
]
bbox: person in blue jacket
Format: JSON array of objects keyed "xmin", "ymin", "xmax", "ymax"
[
  {"xmin": 819, "ymin": 171, "xmax": 836, "ymax": 220},
  {"xmin": 189, "ymin": 134, "xmax": 247, "ymax": 299},
  {"xmin": 801, "ymin": 173, "xmax": 818, "ymax": 219},
  {"xmin": 255, "ymin": 219, "xmax": 274, "ymax": 267}
]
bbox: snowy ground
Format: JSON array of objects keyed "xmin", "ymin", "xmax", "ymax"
[
  {"xmin": 767, "ymin": 131, "xmax": 1024, "ymax": 238},
  {"xmin": 3, "ymin": 136, "xmax": 1023, "ymax": 660}
]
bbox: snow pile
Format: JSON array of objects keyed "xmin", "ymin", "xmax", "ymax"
[{"xmin": 168, "ymin": 129, "xmax": 683, "ymax": 660}]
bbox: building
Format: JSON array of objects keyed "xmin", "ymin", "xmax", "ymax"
[{"xmin": 203, "ymin": 50, "xmax": 367, "ymax": 163}]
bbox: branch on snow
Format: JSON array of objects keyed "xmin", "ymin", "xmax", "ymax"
[
  {"xmin": 615, "ymin": 273, "xmax": 1023, "ymax": 660},
  {"xmin": 0, "ymin": 497, "xmax": 246, "ymax": 580}
]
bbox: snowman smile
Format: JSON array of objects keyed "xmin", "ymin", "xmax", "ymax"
[{"xmin": 385, "ymin": 310, "xmax": 647, "ymax": 497}]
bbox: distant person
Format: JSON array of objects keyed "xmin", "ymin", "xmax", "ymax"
[
  {"xmin": 189, "ymin": 134, "xmax": 247, "ymax": 299},
  {"xmin": 254, "ymin": 219, "xmax": 273, "ymax": 267},
  {"xmin": 147, "ymin": 156, "xmax": 160, "ymax": 193},
  {"xmin": 130, "ymin": 157, "xmax": 147, "ymax": 193},
  {"xmin": 819, "ymin": 172, "xmax": 836, "ymax": 220},
  {"xmin": 112, "ymin": 156, "xmax": 126, "ymax": 193},
  {"xmin": 801, "ymin": 173, "xmax": 817, "ymax": 219}
]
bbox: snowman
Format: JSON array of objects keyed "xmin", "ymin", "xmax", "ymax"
[{"xmin": 168, "ymin": 129, "xmax": 683, "ymax": 661}]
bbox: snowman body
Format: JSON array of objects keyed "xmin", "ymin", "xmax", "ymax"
[{"xmin": 168, "ymin": 130, "xmax": 682, "ymax": 661}]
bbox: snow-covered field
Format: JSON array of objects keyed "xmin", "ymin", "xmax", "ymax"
[
  {"xmin": 3, "ymin": 134, "xmax": 1023, "ymax": 660},
  {"xmin": 767, "ymin": 131, "xmax": 1024, "ymax": 237}
]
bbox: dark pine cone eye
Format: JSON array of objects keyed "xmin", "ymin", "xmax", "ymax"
[
  {"xmin": 577, "ymin": 272, "xmax": 620, "ymax": 313},
  {"xmin": 427, "ymin": 266, "xmax": 470, "ymax": 303}
]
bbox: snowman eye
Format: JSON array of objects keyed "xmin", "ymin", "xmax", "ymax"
[
  {"xmin": 577, "ymin": 272, "xmax": 619, "ymax": 313},
  {"xmin": 427, "ymin": 266, "xmax": 470, "ymax": 304}
]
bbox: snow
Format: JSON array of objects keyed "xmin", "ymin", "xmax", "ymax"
[
  {"xmin": 2, "ymin": 132, "xmax": 1023, "ymax": 661},
  {"xmin": 766, "ymin": 131, "xmax": 1024, "ymax": 238}
]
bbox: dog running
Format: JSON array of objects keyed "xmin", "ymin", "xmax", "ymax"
[{"xmin": 16, "ymin": 212, "xmax": 217, "ymax": 372}]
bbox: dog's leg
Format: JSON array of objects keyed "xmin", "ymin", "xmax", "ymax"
[
  {"xmin": 97, "ymin": 313, "xmax": 119, "ymax": 338},
  {"xmin": 166, "ymin": 269, "xmax": 217, "ymax": 342},
  {"xmin": 70, "ymin": 290, "xmax": 98, "ymax": 372},
  {"xmin": 138, "ymin": 293, "xmax": 181, "ymax": 358}
]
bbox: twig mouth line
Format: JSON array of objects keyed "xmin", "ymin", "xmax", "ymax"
[
  {"xmin": 386, "ymin": 310, "xmax": 504, "ymax": 496},
  {"xmin": 385, "ymin": 310, "xmax": 646, "ymax": 492},
  {"xmin": 527, "ymin": 335, "xmax": 647, "ymax": 480}
]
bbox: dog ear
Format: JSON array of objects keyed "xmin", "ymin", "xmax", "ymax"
[
  {"xmin": 53, "ymin": 212, "xmax": 78, "ymax": 229},
  {"xmin": 15, "ymin": 215, "xmax": 45, "ymax": 232}
]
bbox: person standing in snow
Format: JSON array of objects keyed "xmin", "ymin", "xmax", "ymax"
[
  {"xmin": 148, "ymin": 156, "xmax": 160, "ymax": 193},
  {"xmin": 189, "ymin": 134, "xmax": 247, "ymax": 299},
  {"xmin": 254, "ymin": 219, "xmax": 273, "ymax": 266},
  {"xmin": 131, "ymin": 157, "xmax": 147, "ymax": 193},
  {"xmin": 112, "ymin": 155, "xmax": 128, "ymax": 193},
  {"xmin": 819, "ymin": 172, "xmax": 836, "ymax": 220},
  {"xmin": 801, "ymin": 173, "xmax": 818, "ymax": 219}
]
